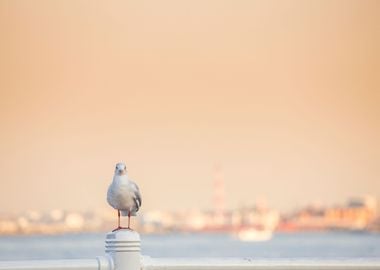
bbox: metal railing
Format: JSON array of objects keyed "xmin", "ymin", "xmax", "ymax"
[
  {"xmin": 1, "ymin": 230, "xmax": 380, "ymax": 270},
  {"xmin": 0, "ymin": 259, "xmax": 110, "ymax": 270},
  {"xmin": 142, "ymin": 258, "xmax": 380, "ymax": 270}
]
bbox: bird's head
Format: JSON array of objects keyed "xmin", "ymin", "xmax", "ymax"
[{"xmin": 115, "ymin": 162, "xmax": 127, "ymax": 176}]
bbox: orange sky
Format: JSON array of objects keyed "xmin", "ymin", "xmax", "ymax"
[{"xmin": 0, "ymin": 0, "xmax": 379, "ymax": 213}]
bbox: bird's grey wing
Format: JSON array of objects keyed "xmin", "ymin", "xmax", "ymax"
[{"xmin": 130, "ymin": 181, "xmax": 142, "ymax": 211}]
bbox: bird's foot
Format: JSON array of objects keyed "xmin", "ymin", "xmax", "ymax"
[{"xmin": 112, "ymin": 226, "xmax": 130, "ymax": 232}]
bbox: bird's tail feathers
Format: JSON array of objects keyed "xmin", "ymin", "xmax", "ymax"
[{"xmin": 120, "ymin": 210, "xmax": 137, "ymax": 216}]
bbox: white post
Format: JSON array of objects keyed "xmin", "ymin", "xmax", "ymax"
[{"xmin": 105, "ymin": 230, "xmax": 141, "ymax": 270}]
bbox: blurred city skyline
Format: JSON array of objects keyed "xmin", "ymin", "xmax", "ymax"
[{"xmin": 0, "ymin": 1, "xmax": 379, "ymax": 214}]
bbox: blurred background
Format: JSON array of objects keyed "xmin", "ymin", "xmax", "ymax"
[{"xmin": 0, "ymin": 0, "xmax": 379, "ymax": 260}]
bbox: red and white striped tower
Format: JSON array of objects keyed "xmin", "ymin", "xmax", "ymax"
[{"xmin": 213, "ymin": 165, "xmax": 226, "ymax": 226}]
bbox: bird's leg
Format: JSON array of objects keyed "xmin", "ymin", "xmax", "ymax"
[
  {"xmin": 112, "ymin": 210, "xmax": 122, "ymax": 232},
  {"xmin": 128, "ymin": 211, "xmax": 131, "ymax": 229}
]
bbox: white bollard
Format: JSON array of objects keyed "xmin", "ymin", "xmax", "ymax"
[{"xmin": 105, "ymin": 230, "xmax": 141, "ymax": 270}]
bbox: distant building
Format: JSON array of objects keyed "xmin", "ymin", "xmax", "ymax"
[{"xmin": 279, "ymin": 195, "xmax": 378, "ymax": 231}]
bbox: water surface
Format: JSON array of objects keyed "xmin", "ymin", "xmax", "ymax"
[{"xmin": 0, "ymin": 232, "xmax": 379, "ymax": 260}]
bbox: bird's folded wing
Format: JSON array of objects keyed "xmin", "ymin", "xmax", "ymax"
[{"xmin": 130, "ymin": 181, "xmax": 142, "ymax": 211}]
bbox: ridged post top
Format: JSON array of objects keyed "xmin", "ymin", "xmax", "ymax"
[{"xmin": 105, "ymin": 229, "xmax": 141, "ymax": 253}]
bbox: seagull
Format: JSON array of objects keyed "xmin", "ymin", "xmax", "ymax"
[{"xmin": 107, "ymin": 162, "xmax": 142, "ymax": 231}]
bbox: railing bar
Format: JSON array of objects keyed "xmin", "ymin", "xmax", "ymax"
[{"xmin": 0, "ymin": 259, "xmax": 99, "ymax": 270}]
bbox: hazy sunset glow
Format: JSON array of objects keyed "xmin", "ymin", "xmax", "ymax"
[{"xmin": 0, "ymin": 0, "xmax": 379, "ymax": 213}]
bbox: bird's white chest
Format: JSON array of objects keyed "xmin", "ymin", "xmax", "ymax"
[{"xmin": 108, "ymin": 179, "xmax": 135, "ymax": 209}]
